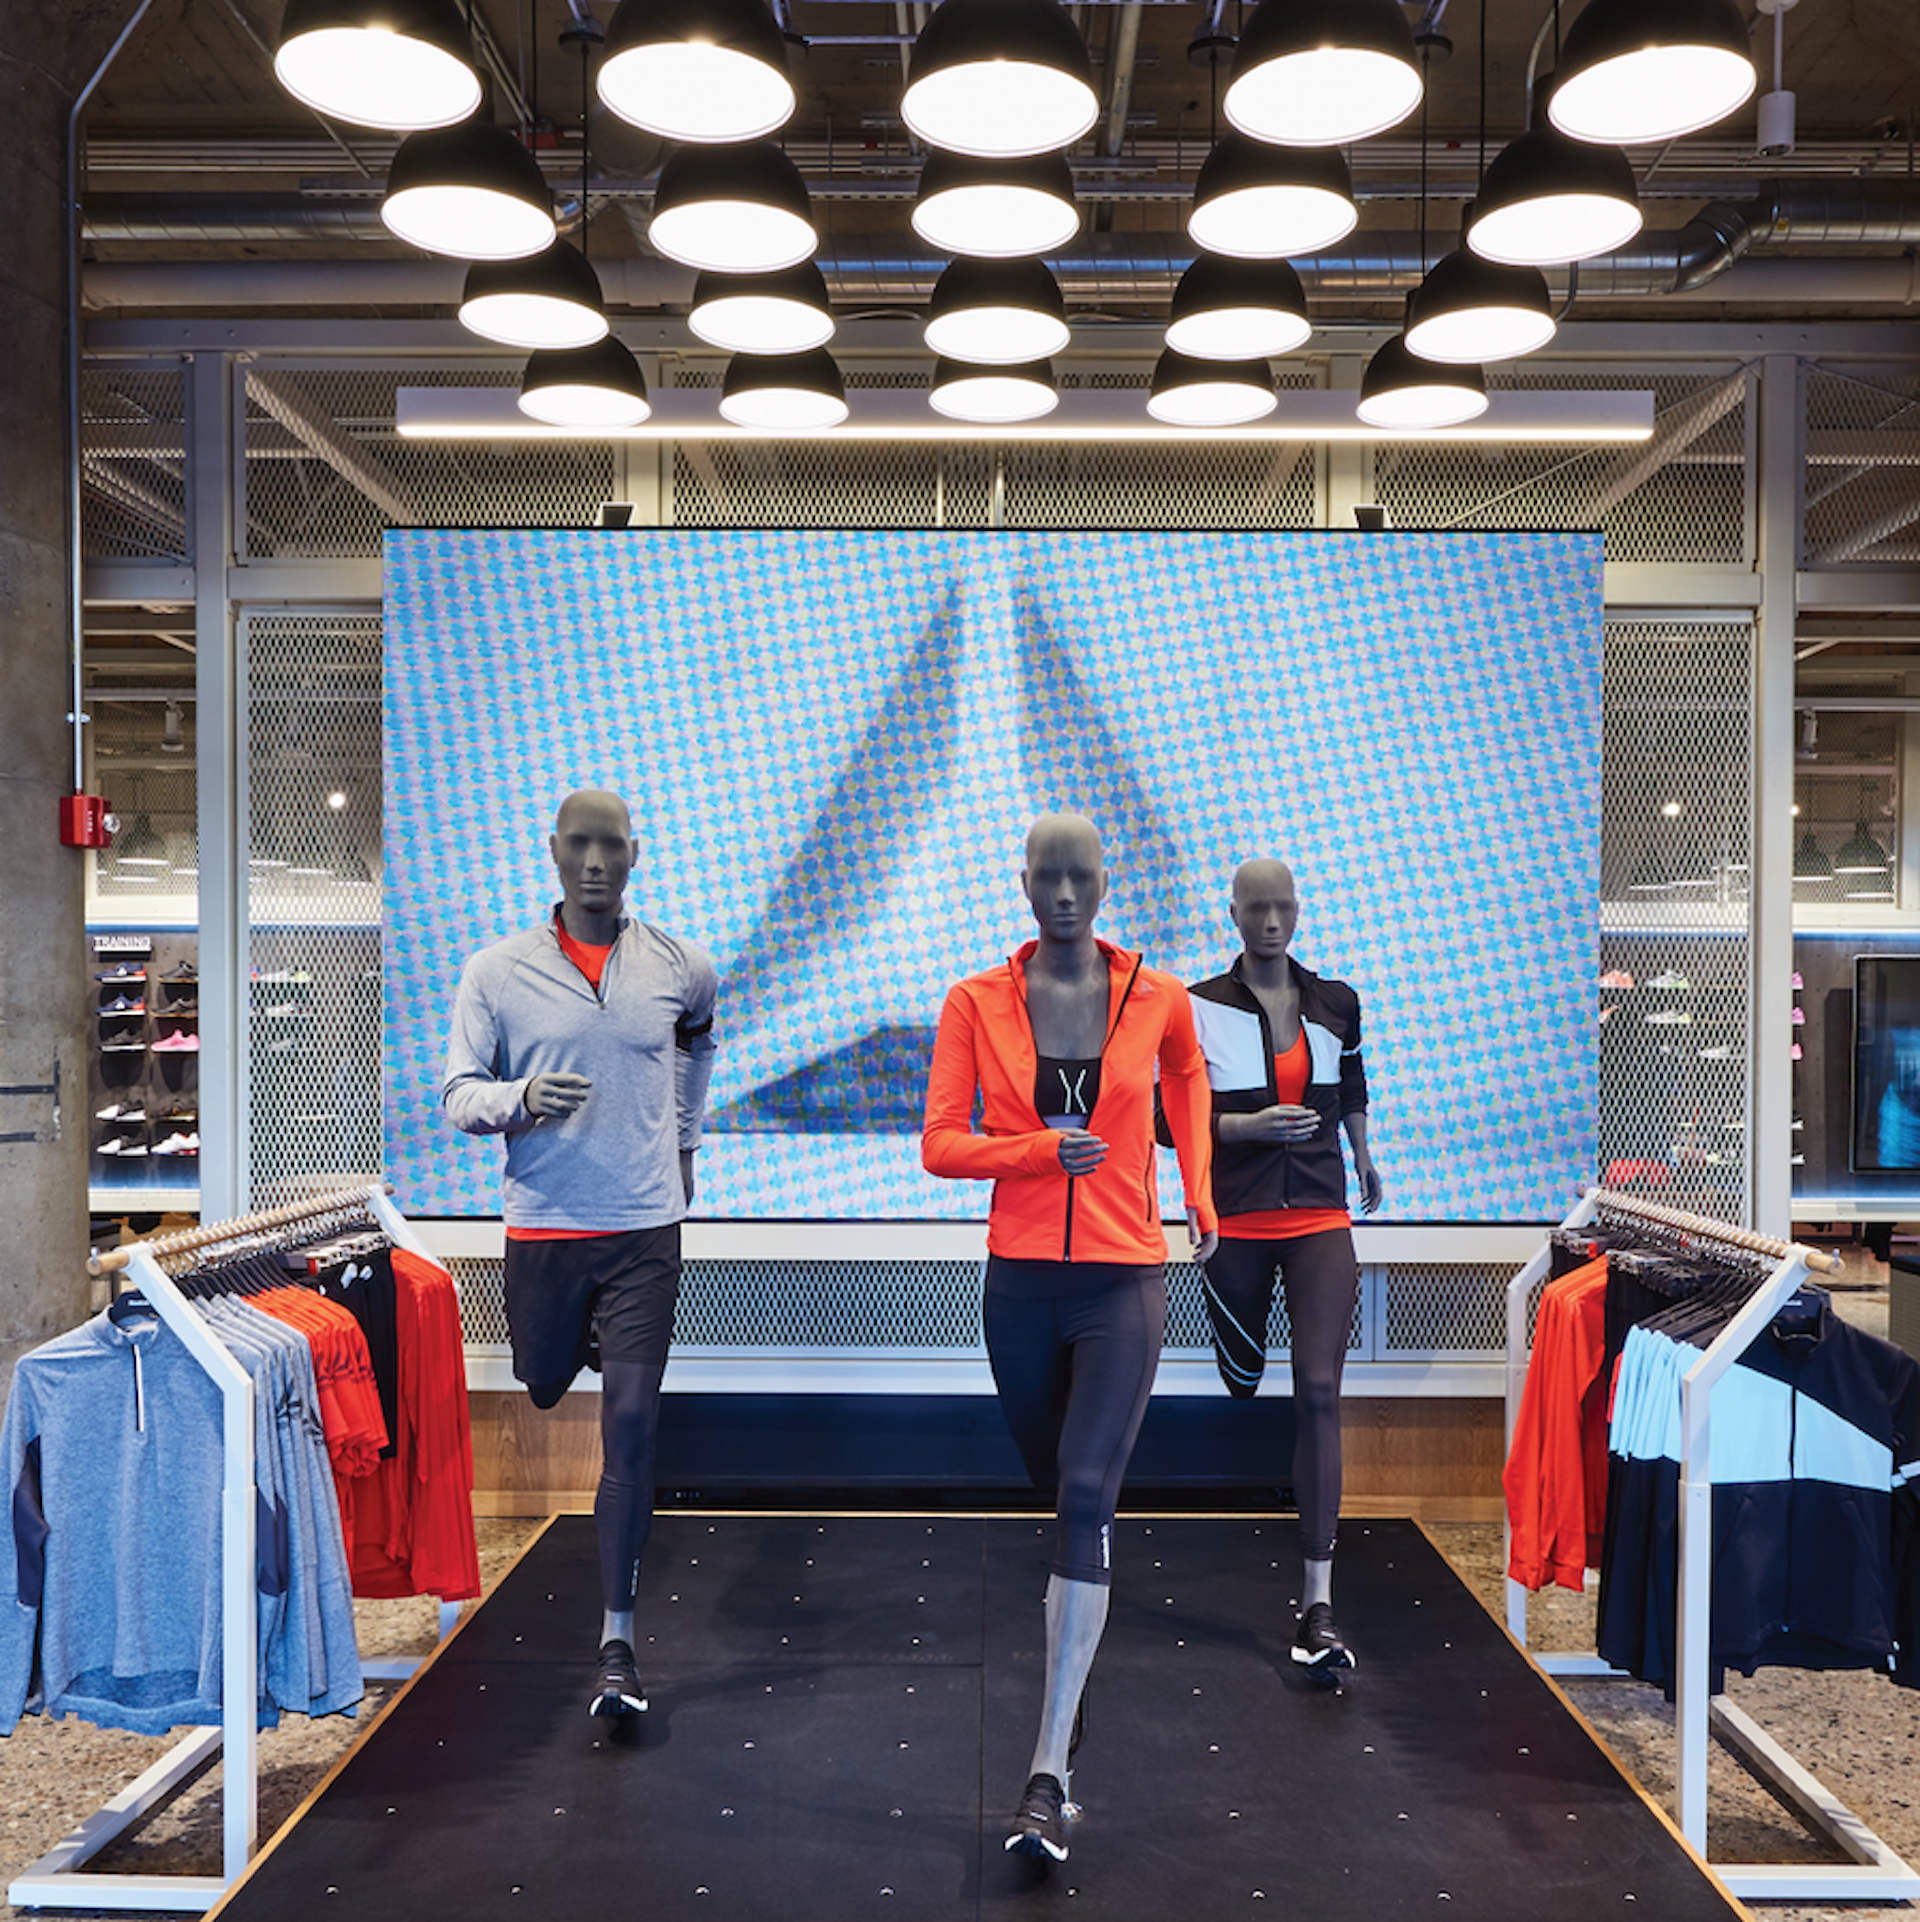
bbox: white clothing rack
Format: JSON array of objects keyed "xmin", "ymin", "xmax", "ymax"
[
  {"xmin": 9, "ymin": 1183, "xmax": 455, "ymax": 1914},
  {"xmin": 1503, "ymin": 1187, "xmax": 1920, "ymax": 1904}
]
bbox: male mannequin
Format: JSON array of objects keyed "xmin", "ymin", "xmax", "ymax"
[
  {"xmin": 1184, "ymin": 859, "xmax": 1381, "ymax": 1673},
  {"xmin": 444, "ymin": 789, "xmax": 716, "ymax": 1717}
]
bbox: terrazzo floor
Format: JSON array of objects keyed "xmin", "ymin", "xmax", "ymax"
[{"xmin": 2, "ymin": 1253, "xmax": 1916, "ymax": 1921}]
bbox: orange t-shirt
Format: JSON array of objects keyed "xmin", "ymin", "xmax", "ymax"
[
  {"xmin": 508, "ymin": 920, "xmax": 619, "ymax": 1243},
  {"xmin": 1219, "ymin": 1027, "xmax": 1352, "ymax": 1242}
]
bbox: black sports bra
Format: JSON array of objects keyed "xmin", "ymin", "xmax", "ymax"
[{"xmin": 1035, "ymin": 1053, "xmax": 1102, "ymax": 1127}]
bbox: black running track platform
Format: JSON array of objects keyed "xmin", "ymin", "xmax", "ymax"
[{"xmin": 212, "ymin": 1516, "xmax": 1743, "ymax": 1922}]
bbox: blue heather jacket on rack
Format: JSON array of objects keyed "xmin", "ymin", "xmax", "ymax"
[{"xmin": 443, "ymin": 912, "xmax": 719, "ymax": 1230}]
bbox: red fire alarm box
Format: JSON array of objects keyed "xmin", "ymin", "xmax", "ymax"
[{"xmin": 60, "ymin": 795, "xmax": 115, "ymax": 849}]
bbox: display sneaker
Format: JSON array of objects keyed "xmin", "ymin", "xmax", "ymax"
[
  {"xmin": 1644, "ymin": 1009, "xmax": 1692, "ymax": 1026},
  {"xmin": 1598, "ymin": 969, "xmax": 1636, "ymax": 989},
  {"xmin": 1645, "ymin": 970, "xmax": 1691, "ymax": 991},
  {"xmin": 99, "ymin": 996, "xmax": 146, "ymax": 1016},
  {"xmin": 1004, "ymin": 1772, "xmax": 1070, "ymax": 1861},
  {"xmin": 94, "ymin": 1102, "xmax": 147, "ymax": 1122},
  {"xmin": 153, "ymin": 1133, "xmax": 200, "ymax": 1156},
  {"xmin": 161, "ymin": 964, "xmax": 197, "ymax": 982},
  {"xmin": 98, "ymin": 1137, "xmax": 149, "ymax": 1157},
  {"xmin": 588, "ymin": 1639, "xmax": 647, "ymax": 1717},
  {"xmin": 163, "ymin": 997, "xmax": 200, "ymax": 1016},
  {"xmin": 100, "ymin": 1038, "xmax": 150, "ymax": 1053},
  {"xmin": 153, "ymin": 1031, "xmax": 201, "ymax": 1053},
  {"xmin": 95, "ymin": 963, "xmax": 147, "ymax": 982},
  {"xmin": 1292, "ymin": 1601, "xmax": 1356, "ymax": 1675},
  {"xmin": 261, "ymin": 1002, "xmax": 304, "ymax": 1018}
]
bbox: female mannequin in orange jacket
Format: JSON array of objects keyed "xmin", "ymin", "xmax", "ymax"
[{"xmin": 923, "ymin": 812, "xmax": 1216, "ymax": 1862}]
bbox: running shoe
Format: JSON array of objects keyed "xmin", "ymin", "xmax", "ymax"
[
  {"xmin": 1598, "ymin": 969, "xmax": 1635, "ymax": 989},
  {"xmin": 99, "ymin": 996, "xmax": 145, "ymax": 1016},
  {"xmin": 153, "ymin": 1133, "xmax": 200, "ymax": 1156},
  {"xmin": 153, "ymin": 1031, "xmax": 201, "ymax": 1053},
  {"xmin": 161, "ymin": 964, "xmax": 197, "ymax": 982},
  {"xmin": 100, "ymin": 1038, "xmax": 149, "ymax": 1053},
  {"xmin": 95, "ymin": 1102, "xmax": 147, "ymax": 1122},
  {"xmin": 1291, "ymin": 1602, "xmax": 1356, "ymax": 1674},
  {"xmin": 98, "ymin": 1136, "xmax": 149, "ymax": 1158},
  {"xmin": 1004, "ymin": 1773, "xmax": 1069, "ymax": 1861},
  {"xmin": 588, "ymin": 1639, "xmax": 647, "ymax": 1717},
  {"xmin": 95, "ymin": 963, "xmax": 146, "ymax": 982},
  {"xmin": 163, "ymin": 996, "xmax": 200, "ymax": 1016},
  {"xmin": 1645, "ymin": 970, "xmax": 1691, "ymax": 991}
]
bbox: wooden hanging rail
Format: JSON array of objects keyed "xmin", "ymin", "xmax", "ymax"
[
  {"xmin": 1583, "ymin": 1186, "xmax": 1843, "ymax": 1276},
  {"xmin": 88, "ymin": 1182, "xmax": 397, "ymax": 1277}
]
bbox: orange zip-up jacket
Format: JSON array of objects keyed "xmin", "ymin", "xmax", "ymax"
[{"xmin": 922, "ymin": 939, "xmax": 1217, "ymax": 1263}]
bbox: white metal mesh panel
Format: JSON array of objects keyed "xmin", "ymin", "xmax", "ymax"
[
  {"xmin": 671, "ymin": 441, "xmax": 954, "ymax": 525},
  {"xmin": 83, "ymin": 363, "xmax": 190, "ymax": 563},
  {"xmin": 1804, "ymin": 363, "xmax": 1920, "ymax": 565},
  {"xmin": 1792, "ymin": 703, "xmax": 1899, "ymax": 911},
  {"xmin": 1381, "ymin": 1262, "xmax": 1522, "ymax": 1357},
  {"xmin": 1600, "ymin": 621, "xmax": 1753, "ymax": 1220},
  {"xmin": 1002, "ymin": 439, "xmax": 1317, "ymax": 528},
  {"xmin": 244, "ymin": 612, "xmax": 385, "ymax": 1205},
  {"xmin": 1374, "ymin": 367, "xmax": 1750, "ymax": 563},
  {"xmin": 242, "ymin": 366, "xmax": 618, "ymax": 557},
  {"xmin": 87, "ymin": 700, "xmax": 199, "ymax": 906}
]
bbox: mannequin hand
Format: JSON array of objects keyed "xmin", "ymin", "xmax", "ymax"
[
  {"xmin": 1224, "ymin": 1103, "xmax": 1319, "ymax": 1145},
  {"xmin": 1356, "ymin": 1160, "xmax": 1385, "ymax": 1214},
  {"xmin": 1055, "ymin": 1128, "xmax": 1109, "ymax": 1176},
  {"xmin": 524, "ymin": 1071, "xmax": 592, "ymax": 1119},
  {"xmin": 1187, "ymin": 1205, "xmax": 1218, "ymax": 1264}
]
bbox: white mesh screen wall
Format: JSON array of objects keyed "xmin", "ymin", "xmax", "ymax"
[
  {"xmin": 83, "ymin": 363, "xmax": 190, "ymax": 564},
  {"xmin": 1804, "ymin": 362, "xmax": 1920, "ymax": 566}
]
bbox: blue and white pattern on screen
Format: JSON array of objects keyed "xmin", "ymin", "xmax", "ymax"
[{"xmin": 384, "ymin": 528, "xmax": 1602, "ymax": 1221}]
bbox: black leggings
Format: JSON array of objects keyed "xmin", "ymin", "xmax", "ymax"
[
  {"xmin": 593, "ymin": 1355, "xmax": 670, "ymax": 1612},
  {"xmin": 1202, "ymin": 1230, "xmax": 1359, "ymax": 1561},
  {"xmin": 982, "ymin": 1261, "xmax": 1168, "ymax": 1587}
]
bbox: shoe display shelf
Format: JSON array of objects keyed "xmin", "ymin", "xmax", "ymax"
[{"xmin": 87, "ymin": 929, "xmax": 200, "ymax": 1212}]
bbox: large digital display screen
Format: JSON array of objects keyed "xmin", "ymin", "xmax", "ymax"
[{"xmin": 384, "ymin": 528, "xmax": 1602, "ymax": 1222}]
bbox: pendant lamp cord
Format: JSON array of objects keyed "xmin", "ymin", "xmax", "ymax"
[
  {"xmin": 1477, "ymin": 0, "xmax": 1486, "ymax": 186},
  {"xmin": 579, "ymin": 26, "xmax": 591, "ymax": 261},
  {"xmin": 1419, "ymin": 41, "xmax": 1429, "ymax": 274}
]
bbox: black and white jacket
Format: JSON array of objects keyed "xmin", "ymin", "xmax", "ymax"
[{"xmin": 1174, "ymin": 956, "xmax": 1368, "ymax": 1217}]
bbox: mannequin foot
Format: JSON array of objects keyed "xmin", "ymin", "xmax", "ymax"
[
  {"xmin": 1005, "ymin": 1772, "xmax": 1070, "ymax": 1861},
  {"xmin": 1291, "ymin": 1602, "xmax": 1355, "ymax": 1678},
  {"xmin": 589, "ymin": 1637, "xmax": 648, "ymax": 1717}
]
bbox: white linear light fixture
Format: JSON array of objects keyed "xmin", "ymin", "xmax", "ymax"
[
  {"xmin": 273, "ymin": 0, "xmax": 481, "ymax": 130},
  {"xmin": 901, "ymin": 0, "xmax": 1098, "ymax": 158},
  {"xmin": 398, "ymin": 384, "xmax": 1655, "ymax": 440},
  {"xmin": 381, "ymin": 121, "xmax": 557, "ymax": 259},
  {"xmin": 930, "ymin": 355, "xmax": 1059, "ymax": 422},
  {"xmin": 1167, "ymin": 253, "xmax": 1311, "ymax": 360},
  {"xmin": 690, "ymin": 261, "xmax": 835, "ymax": 354},
  {"xmin": 649, "ymin": 139, "xmax": 818, "ymax": 272},
  {"xmin": 912, "ymin": 149, "xmax": 1080, "ymax": 257},
  {"xmin": 925, "ymin": 257, "xmax": 1070, "ymax": 363},
  {"xmin": 1147, "ymin": 349, "xmax": 1276, "ymax": 427},
  {"xmin": 598, "ymin": 0, "xmax": 795, "ymax": 143},
  {"xmin": 720, "ymin": 348, "xmax": 849, "ymax": 429},
  {"xmin": 1223, "ymin": 0, "xmax": 1424, "ymax": 147},
  {"xmin": 1187, "ymin": 134, "xmax": 1357, "ymax": 260},
  {"xmin": 1549, "ymin": 0, "xmax": 1756, "ymax": 145}
]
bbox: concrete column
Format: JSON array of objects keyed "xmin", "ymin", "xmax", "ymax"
[{"xmin": 0, "ymin": 0, "xmax": 147, "ymax": 1386}]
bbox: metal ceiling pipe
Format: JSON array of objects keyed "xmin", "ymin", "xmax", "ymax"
[
  {"xmin": 84, "ymin": 256, "xmax": 697, "ymax": 310},
  {"xmin": 83, "ymin": 192, "xmax": 583, "ymax": 245}
]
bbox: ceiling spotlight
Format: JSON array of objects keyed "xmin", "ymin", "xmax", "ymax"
[
  {"xmin": 459, "ymin": 240, "xmax": 610, "ymax": 350},
  {"xmin": 518, "ymin": 336, "xmax": 652, "ymax": 428},
  {"xmin": 911, "ymin": 149, "xmax": 1079, "ymax": 258},
  {"xmin": 1403, "ymin": 250, "xmax": 1555, "ymax": 363},
  {"xmin": 1548, "ymin": 0, "xmax": 1756, "ymax": 146},
  {"xmin": 929, "ymin": 356, "xmax": 1059, "ymax": 423},
  {"xmin": 1166, "ymin": 253, "xmax": 1311, "ymax": 360},
  {"xmin": 160, "ymin": 701, "xmax": 186, "ymax": 753},
  {"xmin": 1146, "ymin": 348, "xmax": 1277, "ymax": 427},
  {"xmin": 1223, "ymin": 0, "xmax": 1424, "ymax": 147},
  {"xmin": 273, "ymin": 0, "xmax": 481, "ymax": 131},
  {"xmin": 1357, "ymin": 332, "xmax": 1488, "ymax": 429},
  {"xmin": 1464, "ymin": 114, "xmax": 1641, "ymax": 266},
  {"xmin": 381, "ymin": 122, "xmax": 557, "ymax": 260},
  {"xmin": 649, "ymin": 140, "xmax": 817, "ymax": 273},
  {"xmin": 719, "ymin": 349, "xmax": 849, "ymax": 430},
  {"xmin": 1187, "ymin": 134, "xmax": 1357, "ymax": 260},
  {"xmin": 690, "ymin": 261, "xmax": 835, "ymax": 355},
  {"xmin": 901, "ymin": 0, "xmax": 1098, "ymax": 159},
  {"xmin": 598, "ymin": 0, "xmax": 796, "ymax": 143},
  {"xmin": 925, "ymin": 257, "xmax": 1070, "ymax": 364}
]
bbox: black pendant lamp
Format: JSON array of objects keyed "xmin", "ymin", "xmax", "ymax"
[
  {"xmin": 1166, "ymin": 254, "xmax": 1311, "ymax": 359},
  {"xmin": 381, "ymin": 121, "xmax": 558, "ymax": 259},
  {"xmin": 930, "ymin": 356, "xmax": 1059, "ymax": 423},
  {"xmin": 1792, "ymin": 829, "xmax": 1832, "ymax": 883},
  {"xmin": 912, "ymin": 150, "xmax": 1080, "ymax": 259},
  {"xmin": 1548, "ymin": 0, "xmax": 1755, "ymax": 146},
  {"xmin": 901, "ymin": 0, "xmax": 1098, "ymax": 159},
  {"xmin": 461, "ymin": 241, "xmax": 610, "ymax": 350},
  {"xmin": 1465, "ymin": 83, "xmax": 1641, "ymax": 267},
  {"xmin": 598, "ymin": 0, "xmax": 796, "ymax": 143},
  {"xmin": 274, "ymin": 0, "xmax": 481, "ymax": 130},
  {"xmin": 1147, "ymin": 349, "xmax": 1276, "ymax": 427},
  {"xmin": 1357, "ymin": 327, "xmax": 1488, "ymax": 429},
  {"xmin": 649, "ymin": 140, "xmax": 818, "ymax": 273},
  {"xmin": 1223, "ymin": 0, "xmax": 1424, "ymax": 148},
  {"xmin": 720, "ymin": 349, "xmax": 849, "ymax": 430},
  {"xmin": 1187, "ymin": 134, "xmax": 1356, "ymax": 260},
  {"xmin": 519, "ymin": 336, "xmax": 652, "ymax": 427},
  {"xmin": 925, "ymin": 258, "xmax": 1070, "ymax": 364},
  {"xmin": 690, "ymin": 262, "xmax": 835, "ymax": 355}
]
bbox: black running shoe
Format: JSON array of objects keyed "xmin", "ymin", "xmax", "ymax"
[
  {"xmin": 588, "ymin": 1638, "xmax": 647, "ymax": 1717},
  {"xmin": 1291, "ymin": 1601, "xmax": 1356, "ymax": 1673},
  {"xmin": 1005, "ymin": 1772, "xmax": 1069, "ymax": 1861}
]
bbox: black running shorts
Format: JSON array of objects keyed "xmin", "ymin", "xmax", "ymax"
[{"xmin": 501, "ymin": 1224, "xmax": 681, "ymax": 1388}]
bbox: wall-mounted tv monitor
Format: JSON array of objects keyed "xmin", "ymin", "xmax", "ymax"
[{"xmin": 1854, "ymin": 954, "xmax": 1920, "ymax": 1171}]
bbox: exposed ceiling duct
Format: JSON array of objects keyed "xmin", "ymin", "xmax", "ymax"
[{"xmin": 83, "ymin": 191, "xmax": 582, "ymax": 245}]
